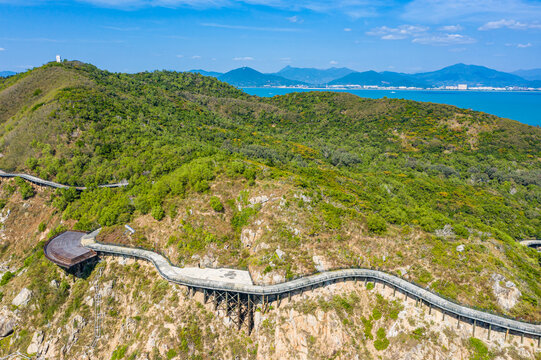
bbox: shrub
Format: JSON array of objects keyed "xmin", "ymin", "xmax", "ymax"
[
  {"xmin": 372, "ymin": 308, "xmax": 382, "ymax": 320},
  {"xmin": 366, "ymin": 282, "xmax": 375, "ymax": 290},
  {"xmin": 209, "ymin": 196, "xmax": 224, "ymax": 212},
  {"xmin": 374, "ymin": 327, "xmax": 389, "ymax": 350},
  {"xmin": 454, "ymin": 224, "xmax": 469, "ymax": 238},
  {"xmin": 111, "ymin": 345, "xmax": 128, "ymax": 360},
  {"xmin": 468, "ymin": 338, "xmax": 491, "ymax": 360},
  {"xmin": 166, "ymin": 349, "xmax": 178, "ymax": 359},
  {"xmin": 0, "ymin": 271, "xmax": 14, "ymax": 286},
  {"xmin": 38, "ymin": 222, "xmax": 46, "ymax": 233},
  {"xmin": 366, "ymin": 214, "xmax": 387, "ymax": 234},
  {"xmin": 14, "ymin": 178, "xmax": 34, "ymax": 200},
  {"xmin": 151, "ymin": 205, "xmax": 165, "ymax": 221}
]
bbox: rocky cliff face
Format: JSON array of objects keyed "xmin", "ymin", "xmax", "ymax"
[{"xmin": 0, "ymin": 181, "xmax": 538, "ymax": 359}]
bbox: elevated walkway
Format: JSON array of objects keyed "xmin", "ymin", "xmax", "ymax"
[
  {"xmin": 81, "ymin": 229, "xmax": 541, "ymax": 339},
  {"xmin": 0, "ymin": 170, "xmax": 128, "ymax": 190}
]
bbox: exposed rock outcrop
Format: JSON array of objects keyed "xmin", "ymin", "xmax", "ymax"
[
  {"xmin": 12, "ymin": 288, "xmax": 32, "ymax": 307},
  {"xmin": 491, "ymin": 273, "xmax": 521, "ymax": 311},
  {"xmin": 0, "ymin": 316, "xmax": 15, "ymax": 337}
]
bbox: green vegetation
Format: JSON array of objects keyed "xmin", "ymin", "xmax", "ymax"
[
  {"xmin": 0, "ymin": 271, "xmax": 14, "ymax": 286},
  {"xmin": 366, "ymin": 282, "xmax": 374, "ymax": 291},
  {"xmin": 1, "ymin": 61, "xmax": 540, "ymax": 320},
  {"xmin": 209, "ymin": 196, "xmax": 224, "ymax": 212},
  {"xmin": 111, "ymin": 345, "xmax": 128, "ymax": 360},
  {"xmin": 14, "ymin": 177, "xmax": 34, "ymax": 199},
  {"xmin": 467, "ymin": 338, "xmax": 493, "ymax": 360},
  {"xmin": 373, "ymin": 327, "xmax": 389, "ymax": 351},
  {"xmin": 366, "ymin": 214, "xmax": 387, "ymax": 234},
  {"xmin": 166, "ymin": 349, "xmax": 178, "ymax": 360}
]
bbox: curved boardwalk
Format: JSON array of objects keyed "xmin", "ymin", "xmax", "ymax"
[
  {"xmin": 81, "ymin": 230, "xmax": 541, "ymax": 339},
  {"xmin": 520, "ymin": 240, "xmax": 541, "ymax": 249},
  {"xmin": 0, "ymin": 170, "xmax": 128, "ymax": 190}
]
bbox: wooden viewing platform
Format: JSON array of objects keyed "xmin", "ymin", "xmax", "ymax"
[{"xmin": 44, "ymin": 231, "xmax": 97, "ymax": 269}]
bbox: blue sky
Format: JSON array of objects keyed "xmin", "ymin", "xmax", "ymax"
[{"xmin": 1, "ymin": 0, "xmax": 540, "ymax": 73}]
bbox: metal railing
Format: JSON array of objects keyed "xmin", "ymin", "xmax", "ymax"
[
  {"xmin": 84, "ymin": 238, "xmax": 541, "ymax": 338},
  {"xmin": 0, "ymin": 170, "xmax": 128, "ymax": 190}
]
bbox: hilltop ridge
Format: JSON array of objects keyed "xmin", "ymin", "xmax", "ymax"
[{"xmin": 0, "ymin": 61, "xmax": 539, "ymax": 359}]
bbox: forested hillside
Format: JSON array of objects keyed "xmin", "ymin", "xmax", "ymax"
[{"xmin": 0, "ymin": 61, "xmax": 539, "ymax": 323}]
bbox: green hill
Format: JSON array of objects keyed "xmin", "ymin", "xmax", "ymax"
[
  {"xmin": 0, "ymin": 61, "xmax": 539, "ymax": 322},
  {"xmin": 218, "ymin": 67, "xmax": 306, "ymax": 87}
]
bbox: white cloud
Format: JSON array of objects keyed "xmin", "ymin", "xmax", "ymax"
[
  {"xmin": 412, "ymin": 33, "xmax": 476, "ymax": 45},
  {"xmin": 101, "ymin": 25, "xmax": 140, "ymax": 31},
  {"xmin": 344, "ymin": 28, "xmax": 352, "ymax": 32},
  {"xmin": 479, "ymin": 19, "xmax": 541, "ymax": 30},
  {"xmin": 176, "ymin": 54, "xmax": 184, "ymax": 58},
  {"xmin": 286, "ymin": 15, "xmax": 303, "ymax": 23},
  {"xmin": 517, "ymin": 42, "xmax": 532, "ymax": 47},
  {"xmin": 233, "ymin": 56, "xmax": 254, "ymax": 61},
  {"xmin": 329, "ymin": 60, "xmax": 338, "ymax": 65},
  {"xmin": 192, "ymin": 55, "xmax": 201, "ymax": 59},
  {"xmin": 439, "ymin": 25, "xmax": 462, "ymax": 31},
  {"xmin": 0, "ymin": 47, "xmax": 4, "ymax": 51},
  {"xmin": 366, "ymin": 25, "xmax": 428, "ymax": 40},
  {"xmin": 201, "ymin": 22, "xmax": 301, "ymax": 32}
]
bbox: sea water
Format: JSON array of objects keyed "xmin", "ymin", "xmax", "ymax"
[{"xmin": 242, "ymin": 88, "xmax": 541, "ymax": 127}]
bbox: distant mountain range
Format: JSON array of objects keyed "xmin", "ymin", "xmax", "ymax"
[
  {"xmin": 188, "ymin": 64, "xmax": 541, "ymax": 89},
  {"xmin": 275, "ymin": 66, "xmax": 355, "ymax": 84},
  {"xmin": 0, "ymin": 71, "xmax": 16, "ymax": 77},
  {"xmin": 511, "ymin": 68, "xmax": 541, "ymax": 81},
  {"xmin": 217, "ymin": 67, "xmax": 306, "ymax": 87},
  {"xmin": 328, "ymin": 70, "xmax": 428, "ymax": 88}
]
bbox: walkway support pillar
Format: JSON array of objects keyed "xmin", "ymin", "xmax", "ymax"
[
  {"xmin": 505, "ymin": 328, "xmax": 509, "ymax": 342},
  {"xmin": 472, "ymin": 320, "xmax": 476, "ymax": 337},
  {"xmin": 237, "ymin": 293, "xmax": 241, "ymax": 330},
  {"xmin": 457, "ymin": 316, "xmax": 460, "ymax": 329},
  {"xmin": 429, "ymin": 304, "xmax": 432, "ymax": 315},
  {"xmin": 488, "ymin": 324, "xmax": 491, "ymax": 340}
]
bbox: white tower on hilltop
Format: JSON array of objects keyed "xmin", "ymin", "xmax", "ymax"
[{"xmin": 56, "ymin": 55, "xmax": 61, "ymax": 63}]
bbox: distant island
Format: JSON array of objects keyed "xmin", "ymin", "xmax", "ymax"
[{"xmin": 189, "ymin": 64, "xmax": 541, "ymax": 90}]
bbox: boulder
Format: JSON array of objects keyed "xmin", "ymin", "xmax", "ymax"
[
  {"xmin": 12, "ymin": 288, "xmax": 32, "ymax": 307},
  {"xmin": 0, "ymin": 317, "xmax": 15, "ymax": 337},
  {"xmin": 249, "ymin": 195, "xmax": 269, "ymax": 205},
  {"xmin": 26, "ymin": 331, "xmax": 44, "ymax": 354}
]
